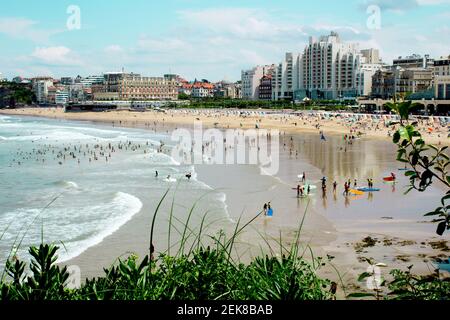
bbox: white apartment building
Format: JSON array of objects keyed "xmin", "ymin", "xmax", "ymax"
[
  {"xmin": 241, "ymin": 65, "xmax": 273, "ymax": 100},
  {"xmin": 301, "ymin": 32, "xmax": 364, "ymax": 100},
  {"xmin": 55, "ymin": 90, "xmax": 69, "ymax": 105},
  {"xmin": 36, "ymin": 80, "xmax": 54, "ymax": 104},
  {"xmin": 435, "ymin": 56, "xmax": 450, "ymax": 100},
  {"xmin": 272, "ymin": 53, "xmax": 301, "ymax": 101},
  {"xmin": 361, "ymin": 49, "xmax": 381, "ymax": 64}
]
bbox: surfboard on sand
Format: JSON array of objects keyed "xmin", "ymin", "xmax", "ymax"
[{"xmin": 349, "ymin": 189, "xmax": 364, "ymax": 196}]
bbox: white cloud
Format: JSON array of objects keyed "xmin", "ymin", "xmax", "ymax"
[
  {"xmin": 417, "ymin": 0, "xmax": 450, "ymax": 4},
  {"xmin": 178, "ymin": 8, "xmax": 307, "ymax": 42},
  {"xmin": 31, "ymin": 46, "xmax": 82, "ymax": 66},
  {"xmin": 104, "ymin": 45, "xmax": 124, "ymax": 53},
  {"xmin": 0, "ymin": 17, "xmax": 60, "ymax": 43}
]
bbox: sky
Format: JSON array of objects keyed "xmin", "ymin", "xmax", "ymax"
[{"xmin": 0, "ymin": 0, "xmax": 449, "ymax": 82}]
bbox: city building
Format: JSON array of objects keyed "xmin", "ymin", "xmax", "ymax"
[
  {"xmin": 92, "ymin": 72, "xmax": 178, "ymax": 101},
  {"xmin": 60, "ymin": 77, "xmax": 74, "ymax": 85},
  {"xmin": 47, "ymin": 86, "xmax": 57, "ymax": 104},
  {"xmin": 434, "ymin": 56, "xmax": 450, "ymax": 100},
  {"xmin": 213, "ymin": 81, "xmax": 242, "ymax": 99},
  {"xmin": 361, "ymin": 49, "xmax": 381, "ymax": 64},
  {"xmin": 32, "ymin": 77, "xmax": 54, "ymax": 104},
  {"xmin": 434, "ymin": 56, "xmax": 450, "ymax": 76},
  {"xmin": 371, "ymin": 67, "xmax": 396, "ymax": 99},
  {"xmin": 398, "ymin": 67, "xmax": 433, "ymax": 95},
  {"xmin": 258, "ymin": 75, "xmax": 273, "ymax": 100},
  {"xmin": 55, "ymin": 90, "xmax": 69, "ymax": 105},
  {"xmin": 393, "ymin": 54, "xmax": 433, "ymax": 69},
  {"xmin": 241, "ymin": 65, "xmax": 274, "ymax": 100},
  {"xmin": 80, "ymin": 75, "xmax": 104, "ymax": 88},
  {"xmin": 68, "ymin": 83, "xmax": 85, "ymax": 103},
  {"xmin": 300, "ymin": 32, "xmax": 366, "ymax": 100},
  {"xmin": 436, "ymin": 76, "xmax": 450, "ymax": 100},
  {"xmin": 356, "ymin": 63, "xmax": 383, "ymax": 97},
  {"xmin": 371, "ymin": 65, "xmax": 433, "ymax": 99},
  {"xmin": 191, "ymin": 81, "xmax": 215, "ymax": 98},
  {"xmin": 272, "ymin": 53, "xmax": 300, "ymax": 101}
]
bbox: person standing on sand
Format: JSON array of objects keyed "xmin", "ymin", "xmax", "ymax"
[
  {"xmin": 344, "ymin": 182, "xmax": 349, "ymax": 196},
  {"xmin": 263, "ymin": 203, "xmax": 268, "ymax": 216},
  {"xmin": 333, "ymin": 181, "xmax": 337, "ymax": 193},
  {"xmin": 302, "ymin": 172, "xmax": 306, "ymax": 183},
  {"xmin": 267, "ymin": 202, "xmax": 273, "ymax": 217}
]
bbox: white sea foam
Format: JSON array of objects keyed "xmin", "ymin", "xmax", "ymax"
[
  {"xmin": 0, "ymin": 192, "xmax": 143, "ymax": 264},
  {"xmin": 57, "ymin": 192, "xmax": 143, "ymax": 263},
  {"xmin": 54, "ymin": 180, "xmax": 79, "ymax": 189}
]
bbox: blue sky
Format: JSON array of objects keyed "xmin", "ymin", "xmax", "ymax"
[{"xmin": 0, "ymin": 0, "xmax": 449, "ymax": 81}]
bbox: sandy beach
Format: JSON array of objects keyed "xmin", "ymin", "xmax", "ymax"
[
  {"xmin": 1, "ymin": 107, "xmax": 449, "ymax": 298},
  {"xmin": 1, "ymin": 107, "xmax": 449, "ymax": 146}
]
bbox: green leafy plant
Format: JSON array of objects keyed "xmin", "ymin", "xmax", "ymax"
[
  {"xmin": 388, "ymin": 101, "xmax": 450, "ymax": 235},
  {"xmin": 0, "ymin": 194, "xmax": 335, "ymax": 301}
]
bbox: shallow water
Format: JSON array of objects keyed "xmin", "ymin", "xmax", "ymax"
[
  {"xmin": 276, "ymin": 131, "xmax": 447, "ymax": 238},
  {"xmin": 0, "ymin": 115, "xmax": 228, "ymax": 264}
]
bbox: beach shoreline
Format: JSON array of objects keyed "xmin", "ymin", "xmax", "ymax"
[
  {"xmin": 1, "ymin": 108, "xmax": 449, "ymax": 295},
  {"xmin": 1, "ymin": 106, "xmax": 449, "ymax": 146}
]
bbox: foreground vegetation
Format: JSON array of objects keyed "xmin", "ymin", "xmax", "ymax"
[{"xmin": 1, "ymin": 243, "xmax": 335, "ymax": 300}]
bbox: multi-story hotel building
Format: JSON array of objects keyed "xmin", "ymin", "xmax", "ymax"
[
  {"xmin": 93, "ymin": 72, "xmax": 178, "ymax": 101},
  {"xmin": 272, "ymin": 53, "xmax": 300, "ymax": 101},
  {"xmin": 33, "ymin": 78, "xmax": 54, "ymax": 104},
  {"xmin": 301, "ymin": 32, "xmax": 364, "ymax": 100},
  {"xmin": 434, "ymin": 56, "xmax": 450, "ymax": 100}
]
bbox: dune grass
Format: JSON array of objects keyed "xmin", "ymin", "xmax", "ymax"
[{"xmin": 0, "ymin": 190, "xmax": 335, "ymax": 300}]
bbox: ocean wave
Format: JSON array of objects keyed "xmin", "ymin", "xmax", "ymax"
[
  {"xmin": 0, "ymin": 192, "xmax": 143, "ymax": 264},
  {"xmin": 58, "ymin": 191, "xmax": 143, "ymax": 263},
  {"xmin": 216, "ymin": 192, "xmax": 234, "ymax": 223},
  {"xmin": 53, "ymin": 180, "xmax": 80, "ymax": 190}
]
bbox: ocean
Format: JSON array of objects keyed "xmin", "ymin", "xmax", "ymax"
[{"xmin": 0, "ymin": 115, "xmax": 229, "ymax": 265}]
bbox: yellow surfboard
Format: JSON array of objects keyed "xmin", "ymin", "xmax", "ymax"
[{"xmin": 349, "ymin": 189, "xmax": 364, "ymax": 196}]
